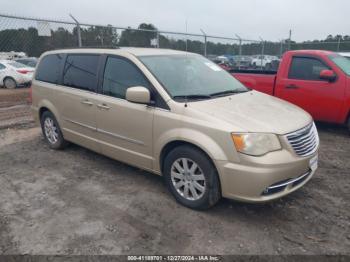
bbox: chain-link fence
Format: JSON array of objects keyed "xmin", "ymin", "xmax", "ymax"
[
  {"xmin": 1, "ymin": 13, "xmax": 349, "ymax": 71},
  {"xmin": 0, "ymin": 13, "xmax": 263, "ymax": 57}
]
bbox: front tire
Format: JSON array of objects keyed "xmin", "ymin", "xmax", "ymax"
[
  {"xmin": 163, "ymin": 145, "xmax": 221, "ymax": 210},
  {"xmin": 3, "ymin": 77, "xmax": 17, "ymax": 89},
  {"xmin": 40, "ymin": 111, "xmax": 68, "ymax": 150}
]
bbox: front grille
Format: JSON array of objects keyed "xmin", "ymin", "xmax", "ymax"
[{"xmin": 286, "ymin": 123, "xmax": 319, "ymax": 157}]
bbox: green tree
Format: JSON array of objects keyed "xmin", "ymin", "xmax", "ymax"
[{"xmin": 119, "ymin": 23, "xmax": 157, "ymax": 47}]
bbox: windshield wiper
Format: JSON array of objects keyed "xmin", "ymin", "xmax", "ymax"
[
  {"xmin": 210, "ymin": 89, "xmax": 249, "ymax": 97},
  {"xmin": 173, "ymin": 94, "xmax": 212, "ymax": 101}
]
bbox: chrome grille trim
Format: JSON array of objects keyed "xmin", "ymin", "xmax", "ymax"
[
  {"xmin": 261, "ymin": 170, "xmax": 312, "ymax": 196},
  {"xmin": 285, "ymin": 122, "xmax": 319, "ymax": 157}
]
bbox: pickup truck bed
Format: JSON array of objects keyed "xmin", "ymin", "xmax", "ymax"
[{"xmin": 232, "ymin": 70, "xmax": 277, "ymax": 95}]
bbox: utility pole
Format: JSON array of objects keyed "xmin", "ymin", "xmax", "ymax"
[
  {"xmin": 235, "ymin": 34, "xmax": 243, "ymax": 70},
  {"xmin": 259, "ymin": 37, "xmax": 265, "ymax": 70},
  {"xmin": 235, "ymin": 34, "xmax": 242, "ymax": 56},
  {"xmin": 200, "ymin": 29, "xmax": 207, "ymax": 57},
  {"xmin": 337, "ymin": 36, "xmax": 341, "ymax": 52},
  {"xmin": 156, "ymin": 31, "xmax": 160, "ymax": 48},
  {"xmin": 69, "ymin": 14, "xmax": 82, "ymax": 47},
  {"xmin": 288, "ymin": 29, "xmax": 292, "ymax": 51},
  {"xmin": 279, "ymin": 39, "xmax": 284, "ymax": 56}
]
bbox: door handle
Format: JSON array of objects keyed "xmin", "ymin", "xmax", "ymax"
[
  {"xmin": 285, "ymin": 84, "xmax": 300, "ymax": 89},
  {"xmin": 81, "ymin": 100, "xmax": 93, "ymax": 106},
  {"xmin": 97, "ymin": 103, "xmax": 110, "ymax": 110}
]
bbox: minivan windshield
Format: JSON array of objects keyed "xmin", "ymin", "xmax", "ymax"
[
  {"xmin": 329, "ymin": 54, "xmax": 350, "ymax": 76},
  {"xmin": 139, "ymin": 54, "xmax": 249, "ymax": 101}
]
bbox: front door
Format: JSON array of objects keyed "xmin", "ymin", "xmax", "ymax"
[
  {"xmin": 95, "ymin": 56, "xmax": 154, "ymax": 170},
  {"xmin": 276, "ymin": 56, "xmax": 342, "ymax": 122}
]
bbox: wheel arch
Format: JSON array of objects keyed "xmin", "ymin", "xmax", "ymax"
[
  {"xmin": 346, "ymin": 109, "xmax": 350, "ymax": 130},
  {"xmin": 159, "ymin": 139, "xmax": 222, "ymax": 176},
  {"xmin": 159, "ymin": 139, "xmax": 223, "ymax": 198},
  {"xmin": 156, "ymin": 128, "xmax": 229, "ymax": 173},
  {"xmin": 3, "ymin": 76, "xmax": 17, "ymax": 87},
  {"xmin": 38, "ymin": 99, "xmax": 61, "ymax": 125}
]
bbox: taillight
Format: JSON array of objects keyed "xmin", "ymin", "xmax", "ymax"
[{"xmin": 17, "ymin": 69, "xmax": 29, "ymax": 74}]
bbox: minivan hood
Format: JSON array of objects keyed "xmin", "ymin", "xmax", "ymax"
[{"xmin": 188, "ymin": 91, "xmax": 312, "ymax": 135}]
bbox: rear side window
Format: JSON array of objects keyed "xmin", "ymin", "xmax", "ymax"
[
  {"xmin": 36, "ymin": 54, "xmax": 64, "ymax": 84},
  {"xmin": 289, "ymin": 57, "xmax": 329, "ymax": 81},
  {"xmin": 63, "ymin": 55, "xmax": 99, "ymax": 92},
  {"xmin": 0, "ymin": 63, "xmax": 5, "ymax": 70},
  {"xmin": 102, "ymin": 57, "xmax": 150, "ymax": 99}
]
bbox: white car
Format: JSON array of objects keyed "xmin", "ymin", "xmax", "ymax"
[
  {"xmin": 0, "ymin": 60, "xmax": 34, "ymax": 89},
  {"xmin": 251, "ymin": 55, "xmax": 279, "ymax": 70},
  {"xmin": 339, "ymin": 52, "xmax": 350, "ymax": 60}
]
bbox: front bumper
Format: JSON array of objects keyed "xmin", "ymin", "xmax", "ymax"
[{"xmin": 215, "ymin": 149, "xmax": 318, "ymax": 203}]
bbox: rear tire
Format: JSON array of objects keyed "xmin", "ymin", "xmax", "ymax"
[
  {"xmin": 40, "ymin": 111, "xmax": 68, "ymax": 150},
  {"xmin": 163, "ymin": 145, "xmax": 221, "ymax": 210},
  {"xmin": 347, "ymin": 115, "xmax": 350, "ymax": 133},
  {"xmin": 3, "ymin": 77, "xmax": 17, "ymax": 89}
]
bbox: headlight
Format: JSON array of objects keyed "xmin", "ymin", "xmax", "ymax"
[{"xmin": 231, "ymin": 133, "xmax": 281, "ymax": 156}]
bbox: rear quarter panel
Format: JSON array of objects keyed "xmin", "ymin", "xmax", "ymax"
[{"xmin": 31, "ymin": 80, "xmax": 62, "ymax": 124}]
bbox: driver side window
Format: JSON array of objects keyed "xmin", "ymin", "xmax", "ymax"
[{"xmin": 289, "ymin": 57, "xmax": 330, "ymax": 81}]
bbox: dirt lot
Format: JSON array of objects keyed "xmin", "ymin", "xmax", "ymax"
[
  {"xmin": 0, "ymin": 88, "xmax": 32, "ymax": 129},
  {"xmin": 0, "ymin": 89, "xmax": 349, "ymax": 255}
]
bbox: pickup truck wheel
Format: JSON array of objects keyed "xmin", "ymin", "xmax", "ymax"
[
  {"xmin": 347, "ymin": 115, "xmax": 350, "ymax": 132},
  {"xmin": 40, "ymin": 111, "xmax": 68, "ymax": 150},
  {"xmin": 163, "ymin": 145, "xmax": 221, "ymax": 210},
  {"xmin": 3, "ymin": 77, "xmax": 17, "ymax": 89}
]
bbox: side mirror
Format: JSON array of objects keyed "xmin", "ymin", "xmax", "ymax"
[
  {"xmin": 126, "ymin": 86, "xmax": 151, "ymax": 104},
  {"xmin": 320, "ymin": 70, "xmax": 336, "ymax": 82}
]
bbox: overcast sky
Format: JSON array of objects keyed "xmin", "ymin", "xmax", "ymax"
[{"xmin": 1, "ymin": 0, "xmax": 349, "ymax": 42}]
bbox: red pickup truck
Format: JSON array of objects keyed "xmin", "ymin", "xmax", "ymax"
[{"xmin": 232, "ymin": 50, "xmax": 350, "ymax": 130}]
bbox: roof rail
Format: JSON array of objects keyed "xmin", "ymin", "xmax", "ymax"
[{"xmin": 53, "ymin": 46, "xmax": 120, "ymax": 50}]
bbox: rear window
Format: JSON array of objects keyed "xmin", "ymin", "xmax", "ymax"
[
  {"xmin": 8, "ymin": 61, "xmax": 28, "ymax": 68},
  {"xmin": 36, "ymin": 54, "xmax": 64, "ymax": 84},
  {"xmin": 17, "ymin": 59, "xmax": 37, "ymax": 67},
  {"xmin": 63, "ymin": 54, "xmax": 99, "ymax": 92},
  {"xmin": 329, "ymin": 54, "xmax": 350, "ymax": 76}
]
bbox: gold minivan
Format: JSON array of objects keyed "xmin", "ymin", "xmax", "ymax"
[{"xmin": 31, "ymin": 48, "xmax": 319, "ymax": 209}]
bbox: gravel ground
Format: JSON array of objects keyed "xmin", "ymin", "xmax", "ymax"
[
  {"xmin": 0, "ymin": 89, "xmax": 33, "ymax": 129},
  {"xmin": 0, "ymin": 88, "xmax": 349, "ymax": 255},
  {"xmin": 0, "ymin": 122, "xmax": 349, "ymax": 255}
]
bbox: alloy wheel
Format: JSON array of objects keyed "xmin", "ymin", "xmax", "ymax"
[
  {"xmin": 170, "ymin": 158, "xmax": 206, "ymax": 201},
  {"xmin": 44, "ymin": 117, "xmax": 59, "ymax": 144}
]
